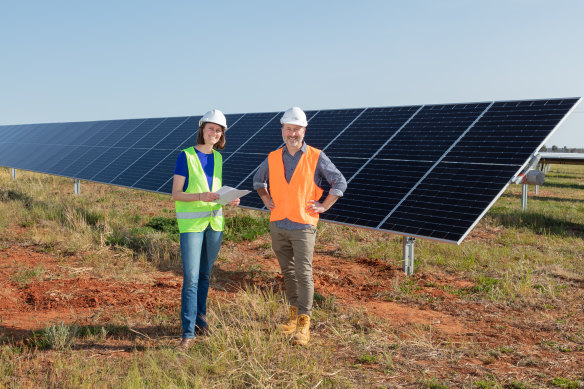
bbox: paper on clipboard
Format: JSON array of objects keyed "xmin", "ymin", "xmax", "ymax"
[{"xmin": 214, "ymin": 186, "xmax": 251, "ymax": 205}]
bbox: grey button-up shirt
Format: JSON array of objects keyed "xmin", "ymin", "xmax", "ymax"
[{"xmin": 253, "ymin": 142, "xmax": 347, "ymax": 230}]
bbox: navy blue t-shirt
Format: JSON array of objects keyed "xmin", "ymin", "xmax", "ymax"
[{"xmin": 174, "ymin": 149, "xmax": 215, "ymax": 192}]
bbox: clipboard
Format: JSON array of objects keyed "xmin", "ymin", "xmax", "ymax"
[{"xmin": 214, "ymin": 186, "xmax": 251, "ymax": 205}]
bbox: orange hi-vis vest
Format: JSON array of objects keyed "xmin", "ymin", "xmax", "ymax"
[{"xmin": 268, "ymin": 145, "xmax": 324, "ymax": 226}]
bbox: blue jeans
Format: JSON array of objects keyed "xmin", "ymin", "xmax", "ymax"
[{"xmin": 180, "ymin": 226, "xmax": 223, "ymax": 339}]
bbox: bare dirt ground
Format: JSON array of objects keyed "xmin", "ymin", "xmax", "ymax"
[{"xmin": 1, "ymin": 224, "xmax": 584, "ymax": 385}]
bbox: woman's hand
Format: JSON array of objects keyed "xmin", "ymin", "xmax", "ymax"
[
  {"xmin": 199, "ymin": 192, "xmax": 220, "ymax": 202},
  {"xmin": 228, "ymin": 198, "xmax": 240, "ymax": 207}
]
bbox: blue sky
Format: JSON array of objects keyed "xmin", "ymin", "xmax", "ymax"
[{"xmin": 1, "ymin": 0, "xmax": 583, "ymax": 147}]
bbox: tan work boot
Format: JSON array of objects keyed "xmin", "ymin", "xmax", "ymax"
[
  {"xmin": 279, "ymin": 306, "xmax": 298, "ymax": 335},
  {"xmin": 292, "ymin": 314, "xmax": 310, "ymax": 346}
]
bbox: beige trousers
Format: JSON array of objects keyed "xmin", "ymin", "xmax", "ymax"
[{"xmin": 270, "ymin": 222, "xmax": 317, "ymax": 316}]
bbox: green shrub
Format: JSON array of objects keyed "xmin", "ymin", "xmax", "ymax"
[
  {"xmin": 146, "ymin": 216, "xmax": 179, "ymax": 241},
  {"xmin": 224, "ymin": 214, "xmax": 269, "ymax": 242}
]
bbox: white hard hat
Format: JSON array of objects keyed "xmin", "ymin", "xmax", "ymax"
[
  {"xmin": 199, "ymin": 109, "xmax": 227, "ymax": 130},
  {"xmin": 280, "ymin": 107, "xmax": 307, "ymax": 127}
]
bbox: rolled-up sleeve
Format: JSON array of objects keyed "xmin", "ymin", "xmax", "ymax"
[
  {"xmin": 252, "ymin": 157, "xmax": 270, "ymax": 190},
  {"xmin": 316, "ymin": 152, "xmax": 347, "ymax": 197}
]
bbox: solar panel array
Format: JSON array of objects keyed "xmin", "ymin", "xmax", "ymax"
[{"xmin": 0, "ymin": 97, "xmax": 580, "ymax": 244}]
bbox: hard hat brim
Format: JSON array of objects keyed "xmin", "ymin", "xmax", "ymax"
[
  {"xmin": 280, "ymin": 119, "xmax": 308, "ymax": 127},
  {"xmin": 199, "ymin": 120, "xmax": 227, "ymax": 130}
]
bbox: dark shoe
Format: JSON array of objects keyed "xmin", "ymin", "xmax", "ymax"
[
  {"xmin": 195, "ymin": 325, "xmax": 210, "ymax": 337},
  {"xmin": 177, "ymin": 338, "xmax": 194, "ymax": 350}
]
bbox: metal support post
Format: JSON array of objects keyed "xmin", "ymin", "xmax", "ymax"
[
  {"xmin": 74, "ymin": 179, "xmax": 81, "ymax": 195},
  {"xmin": 403, "ymin": 236, "xmax": 415, "ymax": 276},
  {"xmin": 522, "ymin": 184, "xmax": 527, "ymax": 211},
  {"xmin": 11, "ymin": 168, "xmax": 16, "ymax": 180},
  {"xmin": 535, "ymin": 185, "xmax": 539, "ymax": 195}
]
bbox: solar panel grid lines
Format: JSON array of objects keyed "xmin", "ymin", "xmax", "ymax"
[
  {"xmin": 156, "ymin": 116, "xmax": 202, "ymax": 150},
  {"xmin": 0, "ymin": 124, "xmax": 12, "ymax": 140},
  {"xmin": 108, "ymin": 116, "xmax": 191, "ymax": 186},
  {"xmin": 0, "ymin": 97, "xmax": 581, "ymax": 244},
  {"xmin": 157, "ymin": 177, "xmax": 174, "ymax": 194},
  {"xmin": 111, "ymin": 118, "xmax": 164, "ymax": 149},
  {"xmin": 112, "ymin": 148, "xmax": 172, "ymax": 188},
  {"xmin": 224, "ymin": 113, "xmax": 246, "ymax": 131},
  {"xmin": 4, "ymin": 125, "xmax": 30, "ymax": 143},
  {"xmin": 133, "ymin": 116, "xmax": 191, "ymax": 150},
  {"xmin": 90, "ymin": 118, "xmax": 168, "ymax": 182},
  {"xmin": 44, "ymin": 120, "xmax": 114, "ymax": 175},
  {"xmin": 77, "ymin": 147, "xmax": 130, "ymax": 181},
  {"xmin": 310, "ymin": 108, "xmax": 365, "ymax": 152},
  {"xmin": 27, "ymin": 145, "xmax": 77, "ymax": 174},
  {"xmin": 384, "ymin": 165, "xmax": 516, "ymax": 241},
  {"xmin": 73, "ymin": 121, "xmax": 148, "ymax": 180},
  {"xmin": 320, "ymin": 159, "xmax": 435, "ymax": 227},
  {"xmin": 376, "ymin": 102, "xmax": 494, "ymax": 229},
  {"xmin": 444, "ymin": 100, "xmax": 578, "ymax": 166},
  {"xmin": 94, "ymin": 120, "xmax": 142, "ymax": 148},
  {"xmin": 375, "ymin": 103, "xmax": 491, "ymax": 162},
  {"xmin": 2, "ymin": 123, "xmax": 55, "ymax": 170},
  {"xmin": 46, "ymin": 121, "xmax": 98, "ymax": 147},
  {"xmin": 80, "ymin": 120, "xmax": 127, "ymax": 147},
  {"xmin": 222, "ymin": 112, "xmax": 282, "ymax": 163},
  {"xmin": 157, "ymin": 160, "xmax": 183, "ymax": 193},
  {"xmin": 452, "ymin": 98, "xmax": 582, "ymax": 243},
  {"xmin": 60, "ymin": 146, "xmax": 114, "ymax": 178},
  {"xmin": 93, "ymin": 148, "xmax": 147, "ymax": 184},
  {"xmin": 345, "ymin": 105, "xmax": 424, "ymax": 185},
  {"xmin": 133, "ymin": 150, "xmax": 178, "ymax": 192},
  {"xmin": 14, "ymin": 124, "xmax": 43, "ymax": 145}
]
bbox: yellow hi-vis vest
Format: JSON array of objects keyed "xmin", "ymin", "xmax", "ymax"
[{"xmin": 175, "ymin": 147, "xmax": 224, "ymax": 233}]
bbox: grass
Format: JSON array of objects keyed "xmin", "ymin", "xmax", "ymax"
[
  {"xmin": 549, "ymin": 377, "xmax": 582, "ymax": 389},
  {"xmin": 12, "ymin": 265, "xmax": 46, "ymax": 285},
  {"xmin": 1, "ymin": 165, "xmax": 584, "ymax": 387}
]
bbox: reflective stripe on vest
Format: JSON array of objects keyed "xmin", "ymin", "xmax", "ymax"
[
  {"xmin": 175, "ymin": 147, "xmax": 224, "ymax": 233},
  {"xmin": 268, "ymin": 145, "xmax": 324, "ymax": 226},
  {"xmin": 175, "ymin": 209, "xmax": 224, "ymax": 219}
]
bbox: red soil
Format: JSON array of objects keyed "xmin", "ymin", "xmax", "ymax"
[{"xmin": 1, "ymin": 227, "xmax": 583, "ymax": 383}]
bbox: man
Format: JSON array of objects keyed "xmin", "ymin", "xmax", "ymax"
[{"xmin": 253, "ymin": 107, "xmax": 347, "ymax": 346}]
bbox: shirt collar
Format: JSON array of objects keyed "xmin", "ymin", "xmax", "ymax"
[{"xmin": 283, "ymin": 142, "xmax": 307, "ymax": 156}]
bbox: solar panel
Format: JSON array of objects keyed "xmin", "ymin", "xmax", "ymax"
[{"xmin": 0, "ymin": 97, "xmax": 580, "ymax": 244}]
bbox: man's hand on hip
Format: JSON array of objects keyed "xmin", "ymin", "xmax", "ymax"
[
  {"xmin": 307, "ymin": 200, "xmax": 326, "ymax": 215},
  {"xmin": 307, "ymin": 195, "xmax": 340, "ymax": 215},
  {"xmin": 257, "ymin": 188, "xmax": 275, "ymax": 210},
  {"xmin": 263, "ymin": 198, "xmax": 275, "ymax": 210}
]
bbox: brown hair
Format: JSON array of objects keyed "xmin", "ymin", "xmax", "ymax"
[{"xmin": 197, "ymin": 122, "xmax": 225, "ymax": 150}]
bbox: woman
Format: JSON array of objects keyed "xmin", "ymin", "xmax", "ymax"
[{"xmin": 172, "ymin": 109, "xmax": 239, "ymax": 349}]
